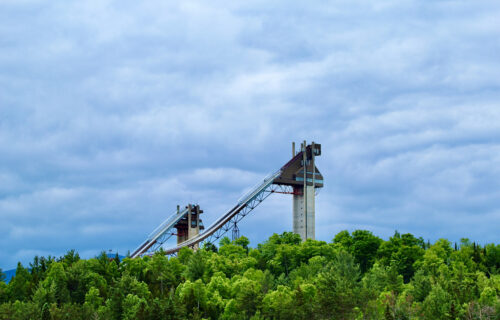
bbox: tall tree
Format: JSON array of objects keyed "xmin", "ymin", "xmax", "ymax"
[
  {"xmin": 316, "ymin": 251, "xmax": 362, "ymax": 318},
  {"xmin": 351, "ymin": 230, "xmax": 382, "ymax": 273},
  {"xmin": 7, "ymin": 263, "xmax": 32, "ymax": 301}
]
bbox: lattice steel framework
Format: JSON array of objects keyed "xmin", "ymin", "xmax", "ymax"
[
  {"xmin": 190, "ymin": 184, "xmax": 294, "ymax": 249},
  {"xmin": 135, "ymin": 141, "xmax": 323, "ymax": 258},
  {"xmin": 148, "ymin": 232, "xmax": 176, "ymax": 254},
  {"xmin": 146, "ymin": 184, "xmax": 295, "ymax": 256}
]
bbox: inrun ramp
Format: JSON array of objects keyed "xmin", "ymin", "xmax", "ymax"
[{"xmin": 131, "ymin": 141, "xmax": 323, "ymax": 257}]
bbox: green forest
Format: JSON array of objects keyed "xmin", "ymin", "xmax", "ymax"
[{"xmin": 0, "ymin": 230, "xmax": 499, "ymax": 320}]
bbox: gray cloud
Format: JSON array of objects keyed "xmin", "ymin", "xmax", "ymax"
[{"xmin": 1, "ymin": 0, "xmax": 500, "ymax": 269}]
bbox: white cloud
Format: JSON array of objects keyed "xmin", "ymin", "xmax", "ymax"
[{"xmin": 1, "ymin": 0, "xmax": 500, "ymax": 269}]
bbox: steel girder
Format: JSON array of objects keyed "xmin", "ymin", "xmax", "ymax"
[
  {"xmin": 144, "ymin": 184, "xmax": 294, "ymax": 256},
  {"xmin": 190, "ymin": 184, "xmax": 294, "ymax": 248}
]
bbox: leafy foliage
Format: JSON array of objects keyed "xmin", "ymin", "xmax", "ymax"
[{"xmin": 0, "ymin": 231, "xmax": 498, "ymax": 319}]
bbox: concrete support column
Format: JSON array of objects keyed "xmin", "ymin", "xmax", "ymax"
[
  {"xmin": 175, "ymin": 204, "xmax": 203, "ymax": 248},
  {"xmin": 292, "ymin": 187, "xmax": 304, "ymax": 239},
  {"xmin": 188, "ymin": 205, "xmax": 200, "ymax": 250},
  {"xmin": 293, "ymin": 185, "xmax": 315, "ymax": 241},
  {"xmin": 305, "ymin": 185, "xmax": 315, "ymax": 240}
]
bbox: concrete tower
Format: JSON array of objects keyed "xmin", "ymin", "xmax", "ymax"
[
  {"xmin": 273, "ymin": 141, "xmax": 323, "ymax": 241},
  {"xmin": 174, "ymin": 204, "xmax": 204, "ymax": 247}
]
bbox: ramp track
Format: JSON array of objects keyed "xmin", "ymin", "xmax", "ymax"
[{"xmin": 133, "ymin": 150, "xmax": 308, "ymax": 257}]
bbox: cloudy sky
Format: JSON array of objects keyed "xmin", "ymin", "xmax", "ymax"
[{"xmin": 1, "ymin": 0, "xmax": 500, "ymax": 270}]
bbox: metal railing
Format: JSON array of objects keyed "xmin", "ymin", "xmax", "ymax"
[
  {"xmin": 147, "ymin": 207, "xmax": 189, "ymax": 240},
  {"xmin": 237, "ymin": 170, "xmax": 281, "ymax": 204},
  {"xmin": 161, "ymin": 170, "xmax": 283, "ymax": 254},
  {"xmin": 133, "ymin": 169, "xmax": 284, "ymax": 257}
]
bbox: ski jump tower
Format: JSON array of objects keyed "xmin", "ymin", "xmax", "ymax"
[
  {"xmin": 131, "ymin": 141, "xmax": 323, "ymax": 258},
  {"xmin": 173, "ymin": 204, "xmax": 204, "ymax": 245},
  {"xmin": 274, "ymin": 141, "xmax": 323, "ymax": 240}
]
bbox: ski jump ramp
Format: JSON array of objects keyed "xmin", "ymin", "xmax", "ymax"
[{"xmin": 131, "ymin": 141, "xmax": 323, "ymax": 258}]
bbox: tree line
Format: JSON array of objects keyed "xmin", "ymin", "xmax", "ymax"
[{"xmin": 0, "ymin": 230, "xmax": 498, "ymax": 319}]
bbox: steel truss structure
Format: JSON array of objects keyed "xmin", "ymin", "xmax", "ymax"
[
  {"xmin": 200, "ymin": 184, "xmax": 294, "ymax": 247},
  {"xmin": 133, "ymin": 141, "xmax": 323, "ymax": 257},
  {"xmin": 148, "ymin": 232, "xmax": 175, "ymax": 254},
  {"xmin": 143, "ymin": 184, "xmax": 294, "ymax": 256}
]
